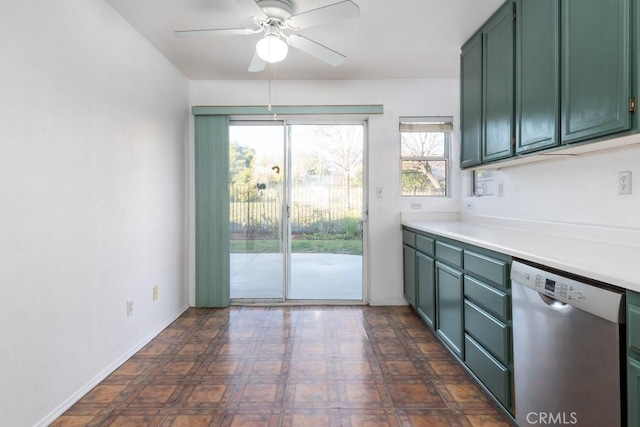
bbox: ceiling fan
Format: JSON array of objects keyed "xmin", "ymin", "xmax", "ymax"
[{"xmin": 175, "ymin": 0, "xmax": 360, "ymax": 72}]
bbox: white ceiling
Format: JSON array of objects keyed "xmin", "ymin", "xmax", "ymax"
[{"xmin": 105, "ymin": 0, "xmax": 504, "ymax": 80}]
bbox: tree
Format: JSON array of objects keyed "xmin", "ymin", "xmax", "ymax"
[
  {"xmin": 401, "ymin": 131, "xmax": 445, "ymax": 194},
  {"xmin": 311, "ymin": 125, "xmax": 363, "ymax": 209},
  {"xmin": 229, "ymin": 141, "xmax": 256, "ymax": 185}
]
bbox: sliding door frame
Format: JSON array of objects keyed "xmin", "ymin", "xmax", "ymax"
[{"xmin": 193, "ymin": 105, "xmax": 381, "ymax": 307}]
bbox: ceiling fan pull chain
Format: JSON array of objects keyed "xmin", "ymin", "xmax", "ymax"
[{"xmin": 267, "ymin": 66, "xmax": 272, "ymax": 111}]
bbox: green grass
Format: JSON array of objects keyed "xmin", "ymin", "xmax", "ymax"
[{"xmin": 231, "ymin": 239, "xmax": 362, "ymax": 255}]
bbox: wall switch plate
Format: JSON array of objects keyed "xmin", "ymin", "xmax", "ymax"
[
  {"xmin": 376, "ymin": 187, "xmax": 383, "ymax": 198},
  {"xmin": 126, "ymin": 300, "xmax": 133, "ymax": 317},
  {"xmin": 410, "ymin": 202, "xmax": 422, "ymax": 210},
  {"xmin": 153, "ymin": 285, "xmax": 158, "ymax": 301},
  {"xmin": 619, "ymin": 171, "xmax": 632, "ymax": 194}
]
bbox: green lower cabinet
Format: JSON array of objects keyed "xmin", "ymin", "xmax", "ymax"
[
  {"xmin": 629, "ymin": 358, "xmax": 640, "ymax": 427},
  {"xmin": 416, "ymin": 252, "xmax": 436, "ymax": 329},
  {"xmin": 402, "ymin": 227, "xmax": 513, "ymax": 415},
  {"xmin": 403, "ymin": 244, "xmax": 416, "ymax": 308},
  {"xmin": 628, "ymin": 291, "xmax": 640, "ymax": 426},
  {"xmin": 464, "ymin": 300, "xmax": 510, "ymax": 365},
  {"xmin": 465, "ymin": 334, "xmax": 511, "ymax": 410},
  {"xmin": 436, "ymin": 261, "xmax": 464, "ymax": 357}
]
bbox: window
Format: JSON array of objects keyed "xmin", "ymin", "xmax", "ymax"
[
  {"xmin": 473, "ymin": 170, "xmax": 494, "ymax": 196},
  {"xmin": 400, "ymin": 117, "xmax": 452, "ymax": 196}
]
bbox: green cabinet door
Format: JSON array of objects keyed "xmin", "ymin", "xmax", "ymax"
[
  {"xmin": 461, "ymin": 33, "xmax": 483, "ymax": 168},
  {"xmin": 629, "ymin": 291, "xmax": 640, "ymax": 426},
  {"xmin": 629, "ymin": 358, "xmax": 640, "ymax": 427},
  {"xmin": 403, "ymin": 244, "xmax": 416, "ymax": 307},
  {"xmin": 515, "ymin": 0, "xmax": 559, "ymax": 154},
  {"xmin": 436, "ymin": 261, "xmax": 464, "ymax": 357},
  {"xmin": 482, "ymin": 1, "xmax": 515, "ymax": 162},
  {"xmin": 561, "ymin": 0, "xmax": 631, "ymax": 144},
  {"xmin": 416, "ymin": 252, "xmax": 436, "ymax": 329}
]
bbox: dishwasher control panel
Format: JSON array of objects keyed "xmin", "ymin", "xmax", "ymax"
[
  {"xmin": 511, "ymin": 261, "xmax": 625, "ymax": 323},
  {"xmin": 536, "ymin": 275, "xmax": 584, "ymax": 302}
]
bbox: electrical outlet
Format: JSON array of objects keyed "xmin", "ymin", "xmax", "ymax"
[
  {"xmin": 376, "ymin": 187, "xmax": 383, "ymax": 198},
  {"xmin": 619, "ymin": 171, "xmax": 632, "ymax": 194},
  {"xmin": 126, "ymin": 300, "xmax": 133, "ymax": 317},
  {"xmin": 153, "ymin": 285, "xmax": 158, "ymax": 301},
  {"xmin": 410, "ymin": 202, "xmax": 422, "ymax": 210}
]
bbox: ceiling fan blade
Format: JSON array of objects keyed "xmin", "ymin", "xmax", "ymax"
[
  {"xmin": 286, "ymin": 0, "xmax": 359, "ymax": 29},
  {"xmin": 287, "ymin": 34, "xmax": 346, "ymax": 66},
  {"xmin": 235, "ymin": 0, "xmax": 269, "ymax": 21},
  {"xmin": 248, "ymin": 52, "xmax": 267, "ymax": 72},
  {"xmin": 174, "ymin": 28, "xmax": 258, "ymax": 37}
]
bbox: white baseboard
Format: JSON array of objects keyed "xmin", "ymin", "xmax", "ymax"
[
  {"xmin": 36, "ymin": 304, "xmax": 189, "ymax": 427},
  {"xmin": 368, "ymin": 298, "xmax": 409, "ymax": 306}
]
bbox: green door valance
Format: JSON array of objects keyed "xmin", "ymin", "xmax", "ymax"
[{"xmin": 192, "ymin": 105, "xmax": 384, "ymax": 116}]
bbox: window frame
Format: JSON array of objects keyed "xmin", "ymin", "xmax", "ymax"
[
  {"xmin": 472, "ymin": 169, "xmax": 494, "ymax": 196},
  {"xmin": 399, "ymin": 117, "xmax": 452, "ymax": 197}
]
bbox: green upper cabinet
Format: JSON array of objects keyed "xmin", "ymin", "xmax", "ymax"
[
  {"xmin": 482, "ymin": 1, "xmax": 515, "ymax": 162},
  {"xmin": 461, "ymin": 33, "xmax": 483, "ymax": 168},
  {"xmin": 461, "ymin": 0, "xmax": 637, "ymax": 168},
  {"xmin": 561, "ymin": 0, "xmax": 632, "ymax": 144},
  {"xmin": 515, "ymin": 0, "xmax": 560, "ymax": 154}
]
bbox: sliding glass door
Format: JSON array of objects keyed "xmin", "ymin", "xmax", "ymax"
[
  {"xmin": 287, "ymin": 124, "xmax": 364, "ymax": 300},
  {"xmin": 229, "ymin": 121, "xmax": 365, "ymax": 301},
  {"xmin": 229, "ymin": 124, "xmax": 285, "ymax": 299}
]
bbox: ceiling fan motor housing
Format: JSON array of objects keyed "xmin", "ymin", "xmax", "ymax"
[{"xmin": 256, "ymin": 0, "xmax": 294, "ymax": 22}]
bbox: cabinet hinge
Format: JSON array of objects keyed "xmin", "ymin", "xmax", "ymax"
[
  {"xmin": 511, "ymin": 136, "xmax": 516, "ymax": 146},
  {"xmin": 512, "ymin": 11, "xmax": 517, "ymax": 21},
  {"xmin": 629, "ymin": 97, "xmax": 637, "ymax": 113}
]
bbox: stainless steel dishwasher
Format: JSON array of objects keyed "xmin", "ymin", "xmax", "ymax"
[{"xmin": 511, "ymin": 260, "xmax": 625, "ymax": 427}]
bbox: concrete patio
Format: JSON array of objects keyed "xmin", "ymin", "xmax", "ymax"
[{"xmin": 230, "ymin": 253, "xmax": 363, "ymax": 300}]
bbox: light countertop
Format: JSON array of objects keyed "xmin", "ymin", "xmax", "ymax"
[{"xmin": 402, "ymin": 220, "xmax": 640, "ymax": 293}]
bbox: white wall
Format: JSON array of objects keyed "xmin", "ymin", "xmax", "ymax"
[
  {"xmin": 189, "ymin": 79, "xmax": 461, "ymax": 305},
  {"xmin": 0, "ymin": 1, "xmax": 189, "ymax": 425},
  {"xmin": 462, "ymin": 143, "xmax": 640, "ymax": 230}
]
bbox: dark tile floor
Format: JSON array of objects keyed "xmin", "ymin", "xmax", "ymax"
[{"xmin": 52, "ymin": 306, "xmax": 514, "ymax": 426}]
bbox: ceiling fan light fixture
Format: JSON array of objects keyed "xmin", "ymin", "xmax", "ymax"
[{"xmin": 256, "ymin": 34, "xmax": 288, "ymax": 63}]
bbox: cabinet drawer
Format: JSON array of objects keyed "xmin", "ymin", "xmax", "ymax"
[
  {"xmin": 464, "ymin": 276, "xmax": 509, "ymax": 320},
  {"xmin": 416, "ymin": 235, "xmax": 435, "ymax": 256},
  {"xmin": 402, "ymin": 229, "xmax": 416, "ymax": 247},
  {"xmin": 465, "ymin": 334, "xmax": 511, "ymax": 409},
  {"xmin": 463, "ymin": 250, "xmax": 508, "ymax": 287},
  {"xmin": 464, "ymin": 300, "xmax": 510, "ymax": 364},
  {"xmin": 436, "ymin": 241, "xmax": 463, "ymax": 267}
]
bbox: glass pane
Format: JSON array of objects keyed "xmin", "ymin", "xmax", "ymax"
[
  {"xmin": 229, "ymin": 124, "xmax": 284, "ymax": 299},
  {"xmin": 401, "ymin": 160, "xmax": 447, "ymax": 196},
  {"xmin": 473, "ymin": 170, "xmax": 494, "ymax": 196},
  {"xmin": 288, "ymin": 124, "xmax": 364, "ymax": 300},
  {"xmin": 401, "ymin": 131, "xmax": 445, "ymax": 157}
]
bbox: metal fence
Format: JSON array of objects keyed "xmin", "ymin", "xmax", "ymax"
[{"xmin": 230, "ymin": 184, "xmax": 363, "ymax": 238}]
